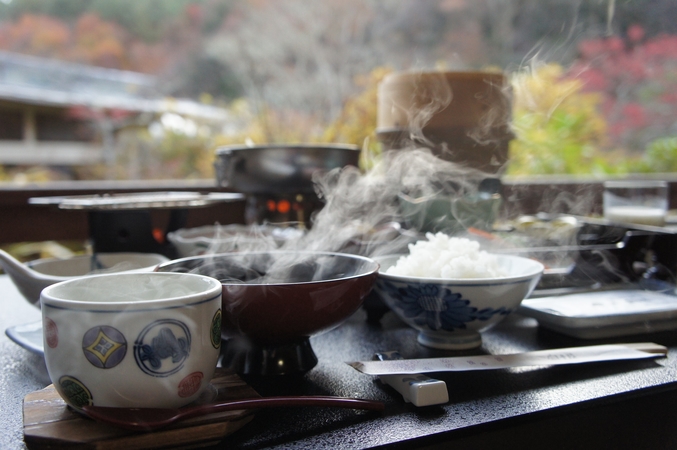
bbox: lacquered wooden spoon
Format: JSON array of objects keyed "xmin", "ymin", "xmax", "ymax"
[{"xmin": 82, "ymin": 396, "xmax": 385, "ymax": 431}]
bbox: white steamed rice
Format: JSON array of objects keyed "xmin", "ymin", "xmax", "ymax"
[{"xmin": 385, "ymin": 232, "xmax": 508, "ymax": 279}]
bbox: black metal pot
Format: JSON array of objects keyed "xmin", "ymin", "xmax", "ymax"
[{"xmin": 214, "ymin": 144, "xmax": 360, "ymax": 194}]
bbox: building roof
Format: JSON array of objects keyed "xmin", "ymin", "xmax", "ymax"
[{"xmin": 0, "ymin": 51, "xmax": 228, "ymax": 121}]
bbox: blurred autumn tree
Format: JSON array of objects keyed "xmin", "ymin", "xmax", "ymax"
[
  {"xmin": 0, "ymin": 14, "xmax": 70, "ymax": 59},
  {"xmin": 507, "ymin": 23, "xmax": 677, "ymax": 176},
  {"xmin": 640, "ymin": 137, "xmax": 677, "ymax": 173},
  {"xmin": 322, "ymin": 67, "xmax": 392, "ymax": 169},
  {"xmin": 0, "ymin": 0, "xmax": 215, "ymax": 41},
  {"xmin": 568, "ymin": 25, "xmax": 677, "ymax": 155},
  {"xmin": 507, "ymin": 63, "xmax": 614, "ymax": 176},
  {"xmin": 0, "ymin": 12, "xmax": 165, "ymax": 72},
  {"xmin": 71, "ymin": 13, "xmax": 127, "ymax": 69},
  {"xmin": 0, "ymin": 0, "xmax": 234, "ymax": 77}
]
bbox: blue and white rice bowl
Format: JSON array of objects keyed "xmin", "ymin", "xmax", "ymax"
[{"xmin": 373, "ymin": 254, "xmax": 544, "ymax": 350}]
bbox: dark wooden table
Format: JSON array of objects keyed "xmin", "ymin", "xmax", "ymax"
[{"xmin": 2, "ymin": 274, "xmax": 677, "ymax": 449}]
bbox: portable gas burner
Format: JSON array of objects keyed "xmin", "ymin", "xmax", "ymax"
[
  {"xmin": 244, "ymin": 193, "xmax": 325, "ymax": 226},
  {"xmin": 29, "ymin": 191, "xmax": 244, "ymax": 257},
  {"xmin": 214, "ymin": 143, "xmax": 360, "ymax": 228}
]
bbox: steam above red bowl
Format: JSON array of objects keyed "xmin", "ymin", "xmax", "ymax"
[{"xmin": 155, "ymin": 251, "xmax": 379, "ymax": 375}]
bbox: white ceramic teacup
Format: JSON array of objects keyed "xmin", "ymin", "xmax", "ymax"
[{"xmin": 40, "ymin": 272, "xmax": 223, "ymax": 410}]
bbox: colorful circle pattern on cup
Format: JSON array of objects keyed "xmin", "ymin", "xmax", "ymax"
[
  {"xmin": 210, "ymin": 309, "xmax": 222, "ymax": 349},
  {"xmin": 82, "ymin": 326, "xmax": 127, "ymax": 369},
  {"xmin": 59, "ymin": 375, "xmax": 93, "ymax": 409},
  {"xmin": 178, "ymin": 371, "xmax": 204, "ymax": 398},
  {"xmin": 134, "ymin": 319, "xmax": 191, "ymax": 377},
  {"xmin": 44, "ymin": 317, "xmax": 58, "ymax": 349}
]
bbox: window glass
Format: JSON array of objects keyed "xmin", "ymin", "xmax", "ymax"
[
  {"xmin": 0, "ymin": 0, "xmax": 674, "ymax": 181},
  {"xmin": 35, "ymin": 112, "xmax": 96, "ymax": 142},
  {"xmin": 0, "ymin": 109, "xmax": 22, "ymax": 140}
]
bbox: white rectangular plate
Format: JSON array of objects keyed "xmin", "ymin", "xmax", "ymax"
[{"xmin": 519, "ymin": 289, "xmax": 677, "ymax": 339}]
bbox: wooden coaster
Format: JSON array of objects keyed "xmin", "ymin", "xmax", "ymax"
[{"xmin": 23, "ymin": 368, "xmax": 258, "ymax": 449}]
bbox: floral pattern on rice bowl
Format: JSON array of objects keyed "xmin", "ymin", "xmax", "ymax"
[{"xmin": 375, "ymin": 280, "xmax": 512, "ymax": 332}]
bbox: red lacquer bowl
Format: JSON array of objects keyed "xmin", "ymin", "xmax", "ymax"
[{"xmin": 156, "ymin": 251, "xmax": 379, "ymax": 375}]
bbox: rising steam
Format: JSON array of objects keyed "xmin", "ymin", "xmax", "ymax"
[
  {"xmin": 181, "ymin": 63, "xmax": 611, "ymax": 285},
  {"xmin": 302, "ymin": 147, "xmax": 491, "ymax": 256},
  {"xmin": 177, "ymin": 69, "xmax": 517, "ymax": 284},
  {"xmin": 177, "ymin": 145, "xmax": 505, "ymax": 285}
]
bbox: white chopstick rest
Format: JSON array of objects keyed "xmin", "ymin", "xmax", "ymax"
[
  {"xmin": 374, "ymin": 351, "xmax": 449, "ymax": 407},
  {"xmin": 379, "ymin": 374, "xmax": 449, "ymax": 407}
]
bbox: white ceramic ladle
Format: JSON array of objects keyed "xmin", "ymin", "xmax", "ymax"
[{"xmin": 0, "ymin": 249, "xmax": 168, "ymax": 307}]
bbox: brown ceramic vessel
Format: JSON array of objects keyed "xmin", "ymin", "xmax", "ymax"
[{"xmin": 377, "ymin": 71, "xmax": 513, "ymax": 174}]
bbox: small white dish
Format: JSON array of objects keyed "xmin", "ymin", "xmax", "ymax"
[
  {"xmin": 520, "ymin": 289, "xmax": 677, "ymax": 339},
  {"xmin": 5, "ymin": 320, "xmax": 44, "ymax": 355}
]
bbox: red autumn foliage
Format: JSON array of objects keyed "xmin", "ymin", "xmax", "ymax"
[
  {"xmin": 567, "ymin": 25, "xmax": 677, "ymax": 151},
  {"xmin": 66, "ymin": 105, "xmax": 135, "ymax": 123},
  {"xmin": 0, "ymin": 14, "xmax": 70, "ymax": 58},
  {"xmin": 0, "ymin": 12, "xmax": 176, "ymax": 74}
]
